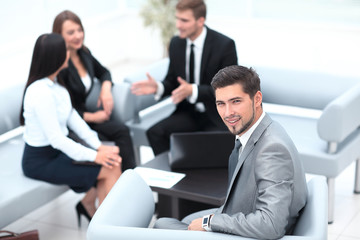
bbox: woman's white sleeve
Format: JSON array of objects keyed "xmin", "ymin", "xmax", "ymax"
[{"xmin": 33, "ymin": 91, "xmax": 98, "ymax": 161}]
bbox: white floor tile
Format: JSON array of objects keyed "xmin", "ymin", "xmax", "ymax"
[
  {"xmin": 38, "ymin": 198, "xmax": 85, "ymax": 230},
  {"xmin": 342, "ymin": 211, "xmax": 360, "ymax": 238},
  {"xmin": 23, "ymin": 191, "xmax": 83, "ymax": 222},
  {"xmin": 328, "ymin": 194, "xmax": 360, "ymax": 235},
  {"xmin": 337, "ymin": 236, "xmax": 360, "ymax": 240},
  {"xmin": 334, "ymin": 162, "xmax": 358, "ymax": 197},
  {"xmin": 2, "ymin": 218, "xmax": 35, "ymax": 233},
  {"xmin": 29, "ymin": 221, "xmax": 86, "ymax": 240},
  {"xmin": 3, "ymin": 217, "xmax": 87, "ymax": 240},
  {"xmin": 140, "ymin": 146, "xmax": 155, "ymax": 165},
  {"xmin": 328, "ymin": 233, "xmax": 340, "ymax": 240}
]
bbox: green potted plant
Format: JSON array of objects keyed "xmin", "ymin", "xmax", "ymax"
[{"xmin": 140, "ymin": 0, "xmax": 177, "ymax": 57}]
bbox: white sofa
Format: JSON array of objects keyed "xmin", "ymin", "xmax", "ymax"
[
  {"xmin": 255, "ymin": 66, "xmax": 360, "ymax": 223},
  {"xmin": 120, "ymin": 60, "xmax": 360, "ymax": 223},
  {"xmin": 0, "ymin": 83, "xmax": 68, "ymax": 229},
  {"xmin": 1, "ymin": 78, "xmax": 142, "ymax": 229}
]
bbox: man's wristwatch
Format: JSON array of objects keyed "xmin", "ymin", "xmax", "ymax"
[{"xmin": 202, "ymin": 214, "xmax": 212, "ymax": 231}]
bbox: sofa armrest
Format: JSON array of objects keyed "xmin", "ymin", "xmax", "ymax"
[
  {"xmin": 0, "ymin": 126, "xmax": 24, "ymax": 144},
  {"xmin": 292, "ymin": 176, "xmax": 328, "ymax": 240},
  {"xmin": 0, "ymin": 83, "xmax": 24, "ymax": 135},
  {"xmin": 317, "ymin": 83, "xmax": 360, "ymax": 143},
  {"xmin": 110, "ymin": 81, "xmax": 136, "ymax": 123},
  {"xmin": 125, "ymin": 98, "xmax": 175, "ymax": 147},
  {"xmin": 123, "ymin": 58, "xmax": 170, "ymax": 120},
  {"xmin": 137, "ymin": 97, "xmax": 176, "ymax": 123},
  {"xmin": 86, "ymin": 81, "xmax": 136, "ymax": 123}
]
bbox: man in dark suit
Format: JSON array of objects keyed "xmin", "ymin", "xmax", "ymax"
[
  {"xmin": 131, "ymin": 0, "xmax": 238, "ymax": 155},
  {"xmin": 154, "ymin": 65, "xmax": 308, "ymax": 239}
]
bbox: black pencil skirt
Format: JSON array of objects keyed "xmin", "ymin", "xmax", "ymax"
[{"xmin": 22, "ymin": 143, "xmax": 101, "ymax": 193}]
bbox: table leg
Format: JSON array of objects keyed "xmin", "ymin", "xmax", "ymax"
[{"xmin": 171, "ymin": 197, "xmax": 180, "ymax": 219}]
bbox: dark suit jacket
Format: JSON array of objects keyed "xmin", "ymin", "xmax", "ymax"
[
  {"xmin": 162, "ymin": 26, "xmax": 238, "ymax": 128},
  {"xmin": 59, "ymin": 48, "xmax": 112, "ymax": 117},
  {"xmin": 210, "ymin": 114, "xmax": 308, "ymax": 239}
]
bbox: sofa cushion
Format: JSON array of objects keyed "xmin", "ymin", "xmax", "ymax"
[{"xmin": 0, "ymin": 134, "xmax": 68, "ymax": 228}]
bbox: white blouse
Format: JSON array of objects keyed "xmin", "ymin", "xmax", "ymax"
[
  {"xmin": 81, "ymin": 73, "xmax": 91, "ymax": 93},
  {"xmin": 23, "ymin": 78, "xmax": 101, "ymax": 161}
]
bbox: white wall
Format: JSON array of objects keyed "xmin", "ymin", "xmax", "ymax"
[
  {"xmin": 205, "ymin": 0, "xmax": 360, "ymax": 77},
  {"xmin": 0, "ymin": 0, "xmax": 163, "ymax": 87},
  {"xmin": 0, "ymin": 0, "xmax": 359, "ymax": 88}
]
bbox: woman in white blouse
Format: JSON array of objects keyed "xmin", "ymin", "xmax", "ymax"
[{"xmin": 20, "ymin": 33, "xmax": 121, "ymax": 227}]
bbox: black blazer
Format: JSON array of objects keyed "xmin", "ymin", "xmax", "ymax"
[
  {"xmin": 162, "ymin": 26, "xmax": 238, "ymax": 128},
  {"xmin": 59, "ymin": 48, "xmax": 112, "ymax": 117}
]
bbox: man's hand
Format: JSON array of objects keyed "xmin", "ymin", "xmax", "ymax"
[
  {"xmin": 131, "ymin": 73, "xmax": 158, "ymax": 95},
  {"xmin": 187, "ymin": 218, "xmax": 205, "ymax": 231},
  {"xmin": 171, "ymin": 77, "xmax": 193, "ymax": 104}
]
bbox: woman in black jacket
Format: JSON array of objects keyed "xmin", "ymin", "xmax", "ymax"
[{"xmin": 53, "ymin": 10, "xmax": 136, "ymax": 171}]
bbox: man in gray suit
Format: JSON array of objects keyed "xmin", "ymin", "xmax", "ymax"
[{"xmin": 154, "ymin": 65, "xmax": 308, "ymax": 239}]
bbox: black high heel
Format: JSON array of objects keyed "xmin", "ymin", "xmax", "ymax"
[{"xmin": 76, "ymin": 201, "xmax": 92, "ymax": 227}]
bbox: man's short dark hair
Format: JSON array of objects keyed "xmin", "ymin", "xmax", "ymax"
[
  {"xmin": 176, "ymin": 0, "xmax": 206, "ymax": 19},
  {"xmin": 211, "ymin": 65, "xmax": 261, "ymax": 99}
]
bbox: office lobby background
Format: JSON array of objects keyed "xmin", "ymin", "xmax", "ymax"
[
  {"xmin": 1, "ymin": 0, "xmax": 359, "ymax": 90},
  {"xmin": 1, "ymin": 1, "xmax": 360, "ymax": 239}
]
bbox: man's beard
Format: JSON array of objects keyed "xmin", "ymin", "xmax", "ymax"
[{"xmin": 230, "ymin": 104, "xmax": 255, "ymax": 136}]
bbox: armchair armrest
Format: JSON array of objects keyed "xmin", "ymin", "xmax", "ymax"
[
  {"xmin": 125, "ymin": 98, "xmax": 175, "ymax": 147},
  {"xmin": 0, "ymin": 83, "xmax": 24, "ymax": 135},
  {"xmin": 86, "ymin": 80, "xmax": 136, "ymax": 123},
  {"xmin": 87, "ymin": 170, "xmax": 155, "ymax": 240},
  {"xmin": 88, "ymin": 227, "xmax": 251, "ymax": 240},
  {"xmin": 88, "ymin": 221, "xmax": 317, "ymax": 240},
  {"xmin": 110, "ymin": 81, "xmax": 136, "ymax": 123},
  {"xmin": 137, "ymin": 97, "xmax": 176, "ymax": 124},
  {"xmin": 123, "ymin": 58, "xmax": 170, "ymax": 123},
  {"xmin": 317, "ymin": 83, "xmax": 360, "ymax": 144}
]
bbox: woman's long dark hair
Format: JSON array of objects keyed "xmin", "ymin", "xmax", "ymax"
[{"xmin": 20, "ymin": 33, "xmax": 67, "ymax": 125}]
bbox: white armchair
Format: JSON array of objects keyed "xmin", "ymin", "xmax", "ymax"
[{"xmin": 87, "ymin": 170, "xmax": 328, "ymax": 240}]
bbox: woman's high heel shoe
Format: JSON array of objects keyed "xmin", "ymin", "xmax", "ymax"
[{"xmin": 76, "ymin": 201, "xmax": 92, "ymax": 227}]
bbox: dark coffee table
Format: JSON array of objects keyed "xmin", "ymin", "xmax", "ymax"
[{"xmin": 142, "ymin": 152, "xmax": 228, "ymax": 219}]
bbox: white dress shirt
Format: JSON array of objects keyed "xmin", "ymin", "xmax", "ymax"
[
  {"xmin": 236, "ymin": 111, "xmax": 266, "ymax": 156},
  {"xmin": 155, "ymin": 27, "xmax": 207, "ymax": 105},
  {"xmin": 186, "ymin": 26, "xmax": 207, "ymax": 104},
  {"xmin": 23, "ymin": 78, "xmax": 101, "ymax": 161}
]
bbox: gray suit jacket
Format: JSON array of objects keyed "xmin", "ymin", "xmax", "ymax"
[{"xmin": 210, "ymin": 114, "xmax": 308, "ymax": 239}]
